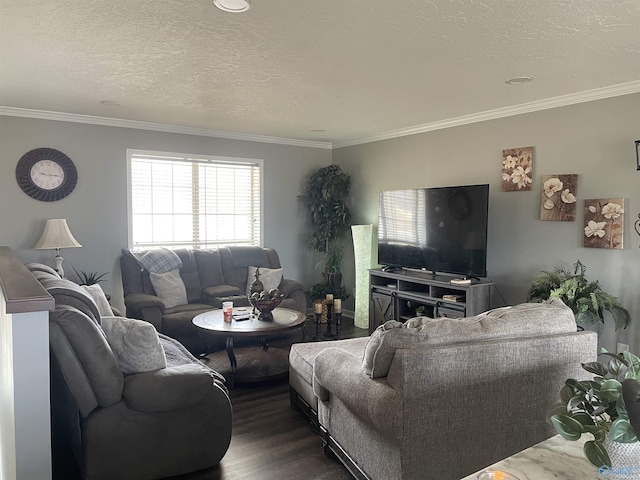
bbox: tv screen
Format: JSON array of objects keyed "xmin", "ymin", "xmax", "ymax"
[{"xmin": 377, "ymin": 184, "xmax": 489, "ymax": 277}]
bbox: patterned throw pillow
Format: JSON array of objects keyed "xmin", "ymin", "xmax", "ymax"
[
  {"xmin": 81, "ymin": 284, "xmax": 114, "ymax": 317},
  {"xmin": 101, "ymin": 316, "xmax": 167, "ymax": 375},
  {"xmin": 245, "ymin": 266, "xmax": 283, "ymax": 295},
  {"xmin": 149, "ymin": 269, "xmax": 188, "ymax": 308}
]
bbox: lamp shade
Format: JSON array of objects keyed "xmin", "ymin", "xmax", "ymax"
[{"xmin": 34, "ymin": 219, "xmax": 82, "ymax": 250}]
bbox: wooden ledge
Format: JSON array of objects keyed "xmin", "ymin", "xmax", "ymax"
[{"xmin": 0, "ymin": 246, "xmax": 54, "ymax": 314}]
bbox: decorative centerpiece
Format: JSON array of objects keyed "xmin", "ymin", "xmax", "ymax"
[
  {"xmin": 248, "ymin": 289, "xmax": 284, "ymax": 321},
  {"xmin": 548, "ymin": 349, "xmax": 640, "ymax": 471}
]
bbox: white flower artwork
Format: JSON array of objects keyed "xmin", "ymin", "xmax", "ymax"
[
  {"xmin": 501, "ymin": 147, "xmax": 533, "ymax": 192},
  {"xmin": 583, "ymin": 198, "xmax": 624, "ymax": 249},
  {"xmin": 539, "ymin": 174, "xmax": 578, "ymax": 221}
]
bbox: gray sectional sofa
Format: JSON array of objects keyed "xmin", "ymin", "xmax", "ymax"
[
  {"xmin": 29, "ymin": 263, "xmax": 232, "ymax": 480},
  {"xmin": 121, "ymin": 246, "xmax": 306, "ymax": 354},
  {"xmin": 289, "ymin": 299, "xmax": 598, "ymax": 480}
]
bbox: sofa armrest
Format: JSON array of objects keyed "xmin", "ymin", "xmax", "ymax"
[
  {"xmin": 123, "ymin": 363, "xmax": 227, "ymax": 412},
  {"xmin": 278, "ymin": 278, "xmax": 304, "ymax": 296},
  {"xmin": 125, "ymin": 292, "xmax": 164, "ymax": 311},
  {"xmin": 313, "ymin": 347, "xmax": 403, "ymax": 439}
]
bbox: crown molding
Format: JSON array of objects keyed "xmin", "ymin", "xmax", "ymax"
[
  {"xmin": 332, "ymin": 81, "xmax": 640, "ymax": 148},
  {"xmin": 0, "ymin": 106, "xmax": 333, "ymax": 150},
  {"xmin": 3, "ymin": 80, "xmax": 640, "ymax": 151}
]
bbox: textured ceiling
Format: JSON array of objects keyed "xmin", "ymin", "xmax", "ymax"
[{"xmin": 1, "ymin": 0, "xmax": 640, "ymax": 147}]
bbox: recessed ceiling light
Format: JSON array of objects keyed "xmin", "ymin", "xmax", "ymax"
[
  {"xmin": 310, "ymin": 129, "xmax": 326, "ymax": 133},
  {"xmin": 100, "ymin": 100, "xmax": 122, "ymax": 106},
  {"xmin": 214, "ymin": 0, "xmax": 251, "ymax": 13},
  {"xmin": 505, "ymin": 76, "xmax": 534, "ymax": 85}
]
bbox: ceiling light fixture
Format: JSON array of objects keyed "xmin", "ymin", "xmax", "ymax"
[
  {"xmin": 505, "ymin": 76, "xmax": 534, "ymax": 85},
  {"xmin": 214, "ymin": 0, "xmax": 251, "ymax": 13},
  {"xmin": 100, "ymin": 100, "xmax": 122, "ymax": 106}
]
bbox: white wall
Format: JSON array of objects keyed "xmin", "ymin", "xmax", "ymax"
[
  {"xmin": 0, "ymin": 116, "xmax": 332, "ymax": 313},
  {"xmin": 334, "ymin": 93, "xmax": 640, "ymax": 352}
]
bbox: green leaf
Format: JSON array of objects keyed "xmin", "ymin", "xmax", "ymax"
[
  {"xmin": 582, "ymin": 362, "xmax": 607, "ymax": 377},
  {"xmin": 583, "ymin": 425, "xmax": 606, "ymax": 443},
  {"xmin": 550, "ymin": 414, "xmax": 584, "ymax": 440},
  {"xmin": 599, "ymin": 379, "xmax": 622, "ymax": 402},
  {"xmin": 584, "ymin": 440, "xmax": 610, "ymax": 468},
  {"xmin": 567, "ymin": 394, "xmax": 587, "ymax": 411},
  {"xmin": 560, "ymin": 384, "xmax": 574, "ymax": 404},
  {"xmin": 546, "ymin": 403, "xmax": 568, "ymax": 424},
  {"xmin": 566, "ymin": 378, "xmax": 589, "ymax": 392},
  {"xmin": 609, "ymin": 418, "xmax": 638, "ymax": 443}
]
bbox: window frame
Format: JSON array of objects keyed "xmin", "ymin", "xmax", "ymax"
[{"xmin": 126, "ymin": 148, "xmax": 264, "ymax": 250}]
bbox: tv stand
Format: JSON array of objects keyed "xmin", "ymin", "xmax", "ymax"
[{"xmin": 369, "ymin": 268, "xmax": 494, "ymax": 334}]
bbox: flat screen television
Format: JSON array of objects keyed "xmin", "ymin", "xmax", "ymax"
[{"xmin": 377, "ymin": 184, "xmax": 489, "ymax": 277}]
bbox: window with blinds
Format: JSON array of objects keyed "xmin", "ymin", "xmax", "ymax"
[
  {"xmin": 378, "ymin": 189, "xmax": 427, "ymax": 246},
  {"xmin": 128, "ymin": 150, "xmax": 262, "ymax": 249}
]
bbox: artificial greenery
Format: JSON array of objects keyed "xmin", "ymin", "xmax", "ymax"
[
  {"xmin": 71, "ymin": 265, "xmax": 108, "ymax": 286},
  {"xmin": 306, "ymin": 282, "xmax": 348, "ymax": 303},
  {"xmin": 298, "ymin": 165, "xmax": 352, "ymax": 276},
  {"xmin": 527, "ymin": 260, "xmax": 630, "ymax": 331},
  {"xmin": 548, "ymin": 349, "xmax": 640, "ymax": 467}
]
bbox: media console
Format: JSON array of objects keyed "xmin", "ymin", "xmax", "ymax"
[{"xmin": 369, "ymin": 268, "xmax": 494, "ymax": 334}]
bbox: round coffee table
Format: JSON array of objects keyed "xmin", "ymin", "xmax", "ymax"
[{"xmin": 193, "ymin": 307, "xmax": 306, "ymax": 388}]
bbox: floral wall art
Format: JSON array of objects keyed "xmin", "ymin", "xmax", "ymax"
[
  {"xmin": 583, "ymin": 198, "xmax": 624, "ymax": 249},
  {"xmin": 539, "ymin": 174, "xmax": 578, "ymax": 221},
  {"xmin": 501, "ymin": 146, "xmax": 533, "ymax": 192}
]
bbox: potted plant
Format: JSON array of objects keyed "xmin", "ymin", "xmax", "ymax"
[
  {"xmin": 299, "ymin": 165, "xmax": 352, "ymax": 296},
  {"xmin": 548, "ymin": 349, "xmax": 640, "ymax": 468},
  {"xmin": 527, "ymin": 260, "xmax": 630, "ymax": 331},
  {"xmin": 71, "ymin": 265, "xmax": 108, "ymax": 286}
]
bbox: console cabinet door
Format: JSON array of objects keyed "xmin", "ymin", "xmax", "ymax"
[{"xmin": 370, "ymin": 292, "xmax": 393, "ymax": 334}]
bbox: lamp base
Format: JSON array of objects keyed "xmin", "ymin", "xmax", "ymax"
[{"xmin": 54, "ymin": 251, "xmax": 65, "ymax": 278}]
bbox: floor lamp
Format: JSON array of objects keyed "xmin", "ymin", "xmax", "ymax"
[
  {"xmin": 34, "ymin": 219, "xmax": 82, "ymax": 277},
  {"xmin": 351, "ymin": 224, "xmax": 373, "ymax": 329}
]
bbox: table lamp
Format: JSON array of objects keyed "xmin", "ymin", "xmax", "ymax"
[{"xmin": 34, "ymin": 218, "xmax": 82, "ymax": 277}]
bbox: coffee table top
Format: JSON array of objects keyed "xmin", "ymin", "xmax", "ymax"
[{"xmin": 192, "ymin": 307, "xmax": 306, "ymax": 337}]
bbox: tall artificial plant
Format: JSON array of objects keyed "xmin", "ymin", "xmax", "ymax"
[{"xmin": 299, "ymin": 165, "xmax": 351, "ymax": 297}]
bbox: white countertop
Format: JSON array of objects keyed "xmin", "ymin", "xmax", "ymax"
[{"xmin": 461, "ymin": 435, "xmax": 599, "ymax": 480}]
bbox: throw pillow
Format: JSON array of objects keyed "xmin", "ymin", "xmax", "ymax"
[
  {"xmin": 362, "ymin": 320, "xmax": 422, "ymax": 379},
  {"xmin": 149, "ymin": 269, "xmax": 187, "ymax": 309},
  {"xmin": 101, "ymin": 316, "xmax": 167, "ymax": 375},
  {"xmin": 81, "ymin": 284, "xmax": 114, "ymax": 317},
  {"xmin": 245, "ymin": 266, "xmax": 283, "ymax": 295}
]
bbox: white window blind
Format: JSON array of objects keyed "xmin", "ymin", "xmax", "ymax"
[{"xmin": 128, "ymin": 150, "xmax": 261, "ymax": 249}]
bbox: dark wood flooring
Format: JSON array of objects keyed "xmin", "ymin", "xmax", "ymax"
[{"xmin": 168, "ymin": 379, "xmax": 353, "ymax": 480}]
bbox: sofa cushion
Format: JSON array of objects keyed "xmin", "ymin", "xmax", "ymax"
[
  {"xmin": 35, "ymin": 273, "xmax": 101, "ymax": 323},
  {"xmin": 362, "ymin": 299, "xmax": 577, "ymax": 378},
  {"xmin": 150, "ymin": 269, "xmax": 188, "ymax": 308},
  {"xmin": 49, "ymin": 306, "xmax": 124, "ymax": 409},
  {"xmin": 82, "ymin": 284, "xmax": 114, "ymax": 317},
  {"xmin": 194, "ymin": 249, "xmax": 226, "ymax": 288},
  {"xmin": 363, "ymin": 320, "xmax": 422, "ymax": 378},
  {"xmin": 102, "ymin": 316, "xmax": 167, "ymax": 375},
  {"xmin": 245, "ymin": 266, "xmax": 283, "ymax": 295}
]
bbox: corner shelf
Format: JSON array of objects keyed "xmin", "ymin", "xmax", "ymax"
[{"xmin": 369, "ymin": 268, "xmax": 494, "ymax": 334}]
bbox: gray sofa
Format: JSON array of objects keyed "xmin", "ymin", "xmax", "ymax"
[
  {"xmin": 29, "ymin": 264, "xmax": 232, "ymax": 480},
  {"xmin": 289, "ymin": 299, "xmax": 598, "ymax": 480},
  {"xmin": 121, "ymin": 246, "xmax": 306, "ymax": 354}
]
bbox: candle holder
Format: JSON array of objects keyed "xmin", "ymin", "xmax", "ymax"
[
  {"xmin": 323, "ymin": 301, "xmax": 335, "ymax": 339},
  {"xmin": 334, "ymin": 311, "xmax": 342, "ymax": 340},
  {"xmin": 313, "ymin": 311, "xmax": 323, "ymax": 341}
]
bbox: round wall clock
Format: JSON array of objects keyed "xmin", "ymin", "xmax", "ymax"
[{"xmin": 15, "ymin": 148, "xmax": 78, "ymax": 202}]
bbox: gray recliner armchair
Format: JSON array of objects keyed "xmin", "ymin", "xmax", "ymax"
[{"xmin": 32, "ymin": 265, "xmax": 232, "ymax": 480}]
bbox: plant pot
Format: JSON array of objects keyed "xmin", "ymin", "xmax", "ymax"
[{"xmin": 602, "ymin": 438, "xmax": 640, "ymax": 479}]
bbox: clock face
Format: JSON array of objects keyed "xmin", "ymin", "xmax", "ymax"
[
  {"xmin": 30, "ymin": 160, "xmax": 66, "ymax": 190},
  {"xmin": 16, "ymin": 148, "xmax": 77, "ymax": 202}
]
